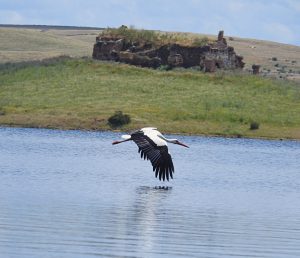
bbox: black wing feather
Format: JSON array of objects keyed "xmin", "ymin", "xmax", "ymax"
[{"xmin": 131, "ymin": 131, "xmax": 174, "ymax": 181}]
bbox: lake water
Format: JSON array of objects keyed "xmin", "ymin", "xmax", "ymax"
[{"xmin": 0, "ymin": 127, "xmax": 300, "ymax": 258}]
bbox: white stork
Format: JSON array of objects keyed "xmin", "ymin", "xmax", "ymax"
[{"xmin": 112, "ymin": 127, "xmax": 189, "ymax": 181}]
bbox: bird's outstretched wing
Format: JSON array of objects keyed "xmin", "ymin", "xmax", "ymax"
[{"xmin": 131, "ymin": 130, "xmax": 174, "ymax": 181}]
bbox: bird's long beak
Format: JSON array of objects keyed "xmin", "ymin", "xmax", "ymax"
[
  {"xmin": 112, "ymin": 138, "xmax": 131, "ymax": 145},
  {"xmin": 177, "ymin": 141, "xmax": 189, "ymax": 148}
]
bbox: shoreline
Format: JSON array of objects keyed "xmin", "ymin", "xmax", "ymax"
[{"xmin": 1, "ymin": 123, "xmax": 299, "ymax": 142}]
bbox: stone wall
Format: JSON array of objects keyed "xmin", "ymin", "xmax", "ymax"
[{"xmin": 92, "ymin": 31, "xmax": 245, "ymax": 72}]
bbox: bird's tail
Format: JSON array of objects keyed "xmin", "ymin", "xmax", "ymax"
[{"xmin": 121, "ymin": 134, "xmax": 131, "ymax": 140}]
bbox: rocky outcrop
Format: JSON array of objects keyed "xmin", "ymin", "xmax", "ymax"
[{"xmin": 92, "ymin": 31, "xmax": 245, "ymax": 72}]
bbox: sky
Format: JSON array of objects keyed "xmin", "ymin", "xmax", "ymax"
[{"xmin": 0, "ymin": 0, "xmax": 299, "ymax": 46}]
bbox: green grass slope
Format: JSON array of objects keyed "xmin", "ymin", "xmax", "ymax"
[{"xmin": 1, "ymin": 58, "xmax": 300, "ymax": 139}]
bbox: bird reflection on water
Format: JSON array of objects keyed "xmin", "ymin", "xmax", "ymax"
[
  {"xmin": 128, "ymin": 186, "xmax": 173, "ymax": 254},
  {"xmin": 132, "ymin": 186, "xmax": 173, "ymax": 218}
]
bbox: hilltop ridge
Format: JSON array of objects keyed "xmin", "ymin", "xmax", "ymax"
[{"xmin": 1, "ymin": 24, "xmax": 299, "ymax": 81}]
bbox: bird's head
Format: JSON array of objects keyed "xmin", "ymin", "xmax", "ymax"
[{"xmin": 170, "ymin": 139, "xmax": 189, "ymax": 148}]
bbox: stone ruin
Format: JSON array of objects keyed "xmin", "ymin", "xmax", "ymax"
[
  {"xmin": 252, "ymin": 64, "xmax": 260, "ymax": 74},
  {"xmin": 92, "ymin": 30, "xmax": 245, "ymax": 72}
]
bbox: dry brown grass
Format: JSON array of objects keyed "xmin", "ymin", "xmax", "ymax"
[
  {"xmin": 226, "ymin": 37, "xmax": 300, "ymax": 81},
  {"xmin": 98, "ymin": 27, "xmax": 214, "ymax": 47},
  {"xmin": 0, "ymin": 27, "xmax": 100, "ymax": 63}
]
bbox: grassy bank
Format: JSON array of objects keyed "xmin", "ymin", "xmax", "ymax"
[{"xmin": 1, "ymin": 57, "xmax": 300, "ymax": 139}]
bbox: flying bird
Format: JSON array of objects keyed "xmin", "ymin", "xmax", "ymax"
[{"xmin": 112, "ymin": 127, "xmax": 189, "ymax": 181}]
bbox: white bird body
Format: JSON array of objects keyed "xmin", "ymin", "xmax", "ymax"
[
  {"xmin": 122, "ymin": 128, "xmax": 168, "ymax": 146},
  {"xmin": 113, "ymin": 127, "xmax": 189, "ymax": 181},
  {"xmin": 141, "ymin": 127, "xmax": 167, "ymax": 147}
]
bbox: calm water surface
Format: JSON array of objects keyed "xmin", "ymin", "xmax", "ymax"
[{"xmin": 0, "ymin": 127, "xmax": 300, "ymax": 257}]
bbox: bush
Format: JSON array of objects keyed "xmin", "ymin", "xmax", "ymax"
[
  {"xmin": 108, "ymin": 111, "xmax": 131, "ymax": 127},
  {"xmin": 250, "ymin": 121, "xmax": 260, "ymax": 130},
  {"xmin": 272, "ymin": 57, "xmax": 278, "ymax": 61}
]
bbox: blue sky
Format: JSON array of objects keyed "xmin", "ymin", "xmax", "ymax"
[{"xmin": 0, "ymin": 0, "xmax": 299, "ymax": 46}]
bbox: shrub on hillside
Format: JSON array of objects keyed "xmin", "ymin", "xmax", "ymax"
[
  {"xmin": 250, "ymin": 121, "xmax": 260, "ymax": 130},
  {"xmin": 0, "ymin": 109, "xmax": 5, "ymax": 116},
  {"xmin": 108, "ymin": 111, "xmax": 131, "ymax": 128}
]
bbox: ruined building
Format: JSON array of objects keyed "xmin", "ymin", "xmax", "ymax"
[{"xmin": 92, "ymin": 30, "xmax": 245, "ymax": 72}]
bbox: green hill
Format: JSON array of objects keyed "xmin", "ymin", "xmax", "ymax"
[{"xmin": 1, "ymin": 57, "xmax": 300, "ymax": 139}]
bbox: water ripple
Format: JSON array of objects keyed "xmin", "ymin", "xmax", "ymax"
[{"xmin": 1, "ymin": 127, "xmax": 300, "ymax": 257}]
